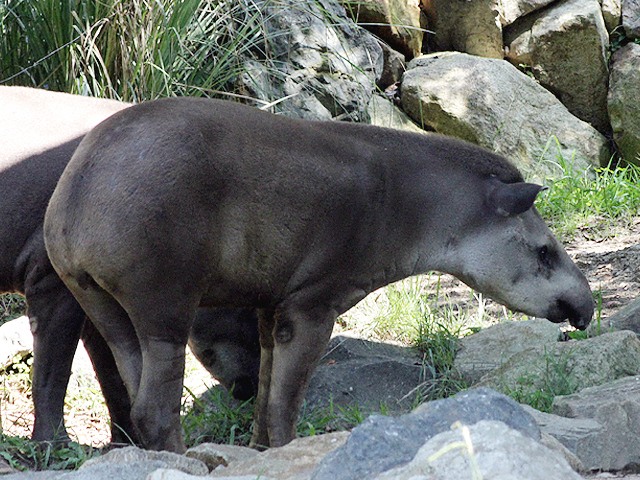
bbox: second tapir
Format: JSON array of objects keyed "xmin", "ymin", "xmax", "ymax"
[
  {"xmin": 0, "ymin": 86, "xmax": 259, "ymax": 444},
  {"xmin": 44, "ymin": 97, "xmax": 594, "ymax": 452}
]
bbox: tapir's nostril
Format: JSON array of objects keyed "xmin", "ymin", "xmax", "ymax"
[{"xmin": 556, "ymin": 298, "xmax": 593, "ymax": 331}]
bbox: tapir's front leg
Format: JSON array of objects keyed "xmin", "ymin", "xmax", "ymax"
[
  {"xmin": 263, "ymin": 303, "xmax": 335, "ymax": 448},
  {"xmin": 250, "ymin": 308, "xmax": 276, "ymax": 449}
]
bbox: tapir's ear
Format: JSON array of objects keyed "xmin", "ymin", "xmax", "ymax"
[{"xmin": 487, "ymin": 178, "xmax": 548, "ymax": 217}]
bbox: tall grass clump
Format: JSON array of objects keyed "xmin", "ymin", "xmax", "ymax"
[
  {"xmin": 0, "ymin": 0, "xmax": 274, "ymax": 101},
  {"xmin": 537, "ymin": 153, "xmax": 640, "ymax": 240}
]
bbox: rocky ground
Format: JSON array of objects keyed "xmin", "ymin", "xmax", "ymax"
[{"xmin": 1, "ymin": 216, "xmax": 639, "ymax": 478}]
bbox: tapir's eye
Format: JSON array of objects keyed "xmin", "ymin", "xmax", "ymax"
[{"xmin": 538, "ymin": 245, "xmax": 551, "ymax": 266}]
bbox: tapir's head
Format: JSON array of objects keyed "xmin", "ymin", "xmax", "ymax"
[
  {"xmin": 444, "ymin": 176, "xmax": 593, "ymax": 330},
  {"xmin": 188, "ymin": 308, "xmax": 260, "ymax": 400}
]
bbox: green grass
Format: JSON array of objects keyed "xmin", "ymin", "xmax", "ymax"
[
  {"xmin": 0, "ymin": 0, "xmax": 279, "ymax": 101},
  {"xmin": 0, "ymin": 293, "xmax": 26, "ymax": 327},
  {"xmin": 0, "ymin": 434, "xmax": 98, "ymax": 471},
  {"xmin": 536, "ymin": 153, "xmax": 640, "ymax": 241}
]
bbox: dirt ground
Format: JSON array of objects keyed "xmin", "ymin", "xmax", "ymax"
[{"xmin": 1, "ymin": 217, "xmax": 639, "ymax": 477}]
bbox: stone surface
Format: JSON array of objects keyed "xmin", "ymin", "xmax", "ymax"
[
  {"xmin": 185, "ymin": 443, "xmax": 258, "ymax": 470},
  {"xmin": 553, "ymin": 376, "xmax": 640, "ymax": 471},
  {"xmin": 80, "ymin": 447, "xmax": 208, "ymax": 476},
  {"xmin": 236, "ymin": 0, "xmax": 383, "ymax": 121},
  {"xmin": 311, "ymin": 387, "xmax": 539, "ymax": 480},
  {"xmin": 505, "ymin": 0, "xmax": 610, "ymax": 132},
  {"xmin": 622, "ymin": 0, "xmax": 640, "ymax": 38},
  {"xmin": 499, "ymin": 0, "xmax": 558, "ymax": 26},
  {"xmin": 341, "ymin": 0, "xmax": 423, "ymax": 58},
  {"xmin": 210, "ymin": 432, "xmax": 349, "ymax": 479},
  {"xmin": 401, "ymin": 52, "xmax": 609, "ymax": 179},
  {"xmin": 603, "ymin": 295, "xmax": 640, "ymax": 335},
  {"xmin": 377, "ymin": 40, "xmax": 406, "ymax": 88},
  {"xmin": 479, "ymin": 331, "xmax": 640, "ymax": 398},
  {"xmin": 367, "ymin": 95, "xmax": 425, "ymax": 134},
  {"xmin": 608, "ymin": 43, "xmax": 640, "ymax": 165},
  {"xmin": 306, "ymin": 335, "xmax": 425, "ymax": 414},
  {"xmin": 375, "ymin": 420, "xmax": 582, "ymax": 480},
  {"xmin": 0, "ymin": 315, "xmax": 32, "ymax": 368},
  {"xmin": 422, "ymin": 0, "xmax": 504, "ymax": 58},
  {"xmin": 524, "ymin": 405, "xmax": 605, "ymax": 472},
  {"xmin": 454, "ymin": 319, "xmax": 562, "ymax": 385},
  {"xmin": 601, "ymin": 0, "xmax": 622, "ymax": 31}
]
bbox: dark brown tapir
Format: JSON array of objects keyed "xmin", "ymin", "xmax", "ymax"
[
  {"xmin": 44, "ymin": 97, "xmax": 594, "ymax": 452},
  {"xmin": 1, "ymin": 87, "xmax": 259, "ymax": 444}
]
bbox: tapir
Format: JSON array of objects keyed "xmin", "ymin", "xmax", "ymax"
[
  {"xmin": 0, "ymin": 87, "xmax": 259, "ymax": 444},
  {"xmin": 44, "ymin": 97, "xmax": 594, "ymax": 452}
]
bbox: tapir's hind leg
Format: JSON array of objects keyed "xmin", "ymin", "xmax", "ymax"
[
  {"xmin": 26, "ymin": 273, "xmax": 84, "ymax": 442},
  {"xmin": 62, "ymin": 275, "xmax": 143, "ymax": 406},
  {"xmin": 80, "ymin": 319, "xmax": 138, "ymax": 445},
  {"xmin": 122, "ymin": 296, "xmax": 197, "ymax": 453}
]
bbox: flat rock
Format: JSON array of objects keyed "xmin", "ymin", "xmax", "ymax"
[
  {"xmin": 185, "ymin": 443, "xmax": 258, "ymax": 470},
  {"xmin": 367, "ymin": 95, "xmax": 425, "ymax": 135},
  {"xmin": 210, "ymin": 432, "xmax": 349, "ymax": 480},
  {"xmin": 80, "ymin": 447, "xmax": 208, "ymax": 476},
  {"xmin": 401, "ymin": 52, "xmax": 608, "ymax": 180}
]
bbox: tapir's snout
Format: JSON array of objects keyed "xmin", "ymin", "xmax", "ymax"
[{"xmin": 546, "ymin": 282, "xmax": 594, "ymax": 331}]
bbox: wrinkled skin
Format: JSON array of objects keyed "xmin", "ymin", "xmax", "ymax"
[
  {"xmin": 44, "ymin": 97, "xmax": 593, "ymax": 452},
  {"xmin": 0, "ymin": 87, "xmax": 260, "ymax": 444}
]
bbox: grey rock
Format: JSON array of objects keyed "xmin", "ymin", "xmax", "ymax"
[
  {"xmin": 505, "ymin": 0, "xmax": 610, "ymax": 132},
  {"xmin": 622, "ymin": 0, "xmax": 640, "ymax": 38},
  {"xmin": 603, "ymin": 295, "xmax": 640, "ymax": 335},
  {"xmin": 552, "ymin": 375, "xmax": 640, "ymax": 471},
  {"xmin": 499, "ymin": 0, "xmax": 558, "ymax": 26},
  {"xmin": 209, "ymin": 432, "xmax": 349, "ymax": 480},
  {"xmin": 377, "ymin": 41, "xmax": 406, "ymax": 89},
  {"xmin": 539, "ymin": 432, "xmax": 586, "ymax": 473},
  {"xmin": 311, "ymin": 387, "xmax": 539, "ymax": 480},
  {"xmin": 601, "ymin": 0, "xmax": 622, "ymax": 31},
  {"xmin": 608, "ymin": 43, "xmax": 640, "ymax": 165},
  {"xmin": 401, "ymin": 52, "xmax": 608, "ymax": 179},
  {"xmin": 236, "ymin": 0, "xmax": 383, "ymax": 122},
  {"xmin": 479, "ymin": 331, "xmax": 640, "ymax": 399},
  {"xmin": 375, "ymin": 420, "xmax": 582, "ymax": 480},
  {"xmin": 340, "ymin": 0, "xmax": 423, "ymax": 59},
  {"xmin": 422, "ymin": 0, "xmax": 504, "ymax": 58},
  {"xmin": 523, "ymin": 405, "xmax": 604, "ymax": 471},
  {"xmin": 150, "ymin": 469, "xmax": 271, "ymax": 480},
  {"xmin": 367, "ymin": 95, "xmax": 425, "ymax": 135},
  {"xmin": 306, "ymin": 335, "xmax": 425, "ymax": 414},
  {"xmin": 454, "ymin": 319, "xmax": 561, "ymax": 385}
]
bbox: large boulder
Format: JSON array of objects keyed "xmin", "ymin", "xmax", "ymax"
[
  {"xmin": 401, "ymin": 52, "xmax": 609, "ymax": 179},
  {"xmin": 505, "ymin": 0, "xmax": 610, "ymax": 133},
  {"xmin": 622, "ymin": 0, "xmax": 640, "ymax": 38},
  {"xmin": 236, "ymin": 0, "xmax": 384, "ymax": 121},
  {"xmin": 608, "ymin": 42, "xmax": 640, "ymax": 165},
  {"xmin": 603, "ymin": 294, "xmax": 640, "ymax": 335},
  {"xmin": 421, "ymin": 0, "xmax": 504, "ymax": 58},
  {"xmin": 454, "ymin": 319, "xmax": 561, "ymax": 385},
  {"xmin": 478, "ymin": 330, "xmax": 640, "ymax": 399},
  {"xmin": 375, "ymin": 420, "xmax": 582, "ymax": 480},
  {"xmin": 305, "ymin": 335, "xmax": 425, "ymax": 414},
  {"xmin": 341, "ymin": 0, "xmax": 423, "ymax": 59},
  {"xmin": 311, "ymin": 388, "xmax": 540, "ymax": 480}
]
